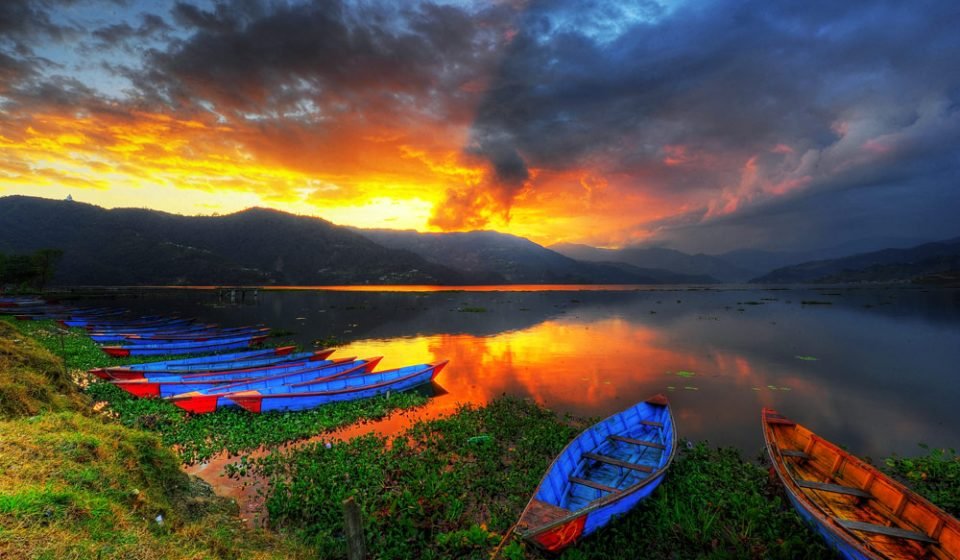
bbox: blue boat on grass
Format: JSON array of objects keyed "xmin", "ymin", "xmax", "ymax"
[
  {"xmin": 98, "ymin": 327, "xmax": 270, "ymax": 345},
  {"xmin": 226, "ymin": 360, "xmax": 448, "ymax": 414},
  {"xmin": 113, "ymin": 356, "xmax": 359, "ymax": 398},
  {"xmin": 100, "ymin": 333, "xmax": 270, "ymax": 357},
  {"xmin": 91, "ymin": 347, "xmax": 336, "ymax": 379},
  {"xmin": 168, "ymin": 357, "xmax": 384, "ymax": 413},
  {"xmin": 515, "ymin": 395, "xmax": 677, "ymax": 552},
  {"xmin": 89, "ymin": 325, "xmax": 262, "ymax": 343}
]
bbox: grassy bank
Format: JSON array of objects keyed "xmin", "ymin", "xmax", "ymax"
[
  {"xmin": 4, "ymin": 317, "xmax": 958, "ymax": 559},
  {"xmin": 0, "ymin": 320, "xmax": 308, "ymax": 559},
  {"xmin": 3, "ymin": 317, "xmax": 429, "ymax": 464}
]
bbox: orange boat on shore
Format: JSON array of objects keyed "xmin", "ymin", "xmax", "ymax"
[{"xmin": 762, "ymin": 408, "xmax": 960, "ymax": 559}]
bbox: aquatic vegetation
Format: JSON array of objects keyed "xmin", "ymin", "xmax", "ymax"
[
  {"xmin": 245, "ymin": 399, "xmax": 840, "ymax": 559},
  {"xmin": 885, "ymin": 446, "xmax": 960, "ymax": 517},
  {"xmin": 247, "ymin": 398, "xmax": 583, "ymax": 559},
  {"xmin": 674, "ymin": 370, "xmax": 696, "ymax": 378},
  {"xmin": 794, "ymin": 355, "xmax": 819, "ymax": 361}
]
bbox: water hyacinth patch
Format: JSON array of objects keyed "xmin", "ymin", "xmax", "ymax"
[
  {"xmin": 85, "ymin": 381, "xmax": 428, "ymax": 464},
  {"xmin": 242, "ymin": 399, "xmax": 842, "ymax": 560}
]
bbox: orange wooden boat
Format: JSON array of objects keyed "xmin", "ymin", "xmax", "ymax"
[{"xmin": 762, "ymin": 408, "xmax": 960, "ymax": 559}]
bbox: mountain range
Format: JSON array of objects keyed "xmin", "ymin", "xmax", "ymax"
[
  {"xmin": 0, "ymin": 196, "xmax": 713, "ymax": 286},
  {"xmin": 751, "ymin": 238, "xmax": 960, "ymax": 283},
  {"xmin": 356, "ymin": 229, "xmax": 716, "ymax": 284},
  {"xmin": 1, "ymin": 196, "xmax": 957, "ymax": 286}
]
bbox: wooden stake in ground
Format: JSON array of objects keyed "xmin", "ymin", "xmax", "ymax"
[{"xmin": 343, "ymin": 496, "xmax": 366, "ymax": 560}]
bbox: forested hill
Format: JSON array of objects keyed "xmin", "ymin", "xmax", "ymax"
[{"xmin": 0, "ymin": 196, "xmax": 468, "ymax": 285}]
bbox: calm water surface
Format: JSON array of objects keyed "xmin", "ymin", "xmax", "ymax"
[{"xmin": 90, "ymin": 285, "xmax": 960, "ymax": 458}]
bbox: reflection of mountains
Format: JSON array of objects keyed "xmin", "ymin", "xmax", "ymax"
[{"xmin": 314, "ymin": 290, "xmax": 655, "ymax": 341}]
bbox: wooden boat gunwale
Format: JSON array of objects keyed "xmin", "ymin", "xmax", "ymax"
[{"xmin": 516, "ymin": 395, "xmax": 678, "ymax": 542}]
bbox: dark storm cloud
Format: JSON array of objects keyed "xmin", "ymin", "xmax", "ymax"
[
  {"xmin": 459, "ymin": 0, "xmax": 960, "ymax": 247},
  {"xmin": 143, "ymin": 0, "xmax": 509, "ymax": 117}
]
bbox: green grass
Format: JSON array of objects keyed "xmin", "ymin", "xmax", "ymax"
[
  {"xmin": 0, "ymin": 412, "xmax": 309, "ymax": 559},
  {"xmin": 0, "ymin": 321, "xmax": 308, "ymax": 559},
  {"xmin": 0, "ymin": 320, "xmax": 87, "ymax": 418}
]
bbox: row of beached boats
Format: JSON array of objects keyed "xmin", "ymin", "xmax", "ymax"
[
  {"xmin": 2, "ymin": 298, "xmax": 446, "ymax": 415},
  {"xmin": 5, "ymin": 296, "xmax": 956, "ymax": 558},
  {"xmin": 515, "ymin": 396, "xmax": 959, "ymax": 559}
]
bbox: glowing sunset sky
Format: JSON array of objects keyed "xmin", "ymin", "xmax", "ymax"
[{"xmin": 1, "ymin": 0, "xmax": 959, "ymax": 252}]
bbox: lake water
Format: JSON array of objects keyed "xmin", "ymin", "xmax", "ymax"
[{"xmin": 87, "ymin": 285, "xmax": 960, "ymax": 459}]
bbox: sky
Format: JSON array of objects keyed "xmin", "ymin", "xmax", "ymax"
[{"xmin": 1, "ymin": 0, "xmax": 958, "ymax": 253}]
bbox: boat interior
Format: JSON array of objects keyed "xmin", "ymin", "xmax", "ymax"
[
  {"xmin": 765, "ymin": 411, "xmax": 959, "ymax": 560},
  {"xmin": 535, "ymin": 400, "xmax": 673, "ymax": 512}
]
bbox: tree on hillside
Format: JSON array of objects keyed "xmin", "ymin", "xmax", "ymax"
[
  {"xmin": 0, "ymin": 249, "xmax": 64, "ymax": 291},
  {"xmin": 31, "ymin": 248, "xmax": 63, "ymax": 290}
]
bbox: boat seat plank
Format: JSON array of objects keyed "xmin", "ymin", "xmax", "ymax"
[
  {"xmin": 835, "ymin": 519, "xmax": 937, "ymax": 544},
  {"xmin": 766, "ymin": 418, "xmax": 797, "ymax": 426},
  {"xmin": 796, "ymin": 480, "xmax": 872, "ymax": 498},
  {"xmin": 583, "ymin": 452, "xmax": 654, "ymax": 473},
  {"xmin": 640, "ymin": 420, "xmax": 663, "ymax": 428},
  {"xmin": 780, "ymin": 449, "xmax": 811, "ymax": 459},
  {"xmin": 521, "ymin": 499, "xmax": 570, "ymax": 529},
  {"xmin": 608, "ymin": 435, "xmax": 666, "ymax": 450},
  {"xmin": 569, "ymin": 477, "xmax": 618, "ymax": 494}
]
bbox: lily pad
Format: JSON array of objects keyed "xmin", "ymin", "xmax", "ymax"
[
  {"xmin": 795, "ymin": 355, "xmax": 818, "ymax": 361},
  {"xmin": 683, "ymin": 386, "xmax": 699, "ymax": 391},
  {"xmin": 675, "ymin": 371, "xmax": 696, "ymax": 378}
]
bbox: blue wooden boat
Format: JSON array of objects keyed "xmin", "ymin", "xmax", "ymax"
[
  {"xmin": 515, "ymin": 395, "xmax": 677, "ymax": 552},
  {"xmin": 112, "ymin": 356, "xmax": 357, "ymax": 398},
  {"xmin": 168, "ymin": 357, "xmax": 384, "ymax": 413},
  {"xmin": 87, "ymin": 321, "xmax": 214, "ymax": 336},
  {"xmin": 67, "ymin": 316, "xmax": 189, "ymax": 329},
  {"xmin": 763, "ymin": 408, "xmax": 960, "ymax": 560},
  {"xmin": 89, "ymin": 325, "xmax": 229, "ymax": 343},
  {"xmin": 100, "ymin": 327, "xmax": 270, "ymax": 345},
  {"xmin": 100, "ymin": 333, "xmax": 269, "ymax": 357},
  {"xmin": 90, "ymin": 346, "xmax": 324, "ymax": 379},
  {"xmin": 226, "ymin": 360, "xmax": 448, "ymax": 414}
]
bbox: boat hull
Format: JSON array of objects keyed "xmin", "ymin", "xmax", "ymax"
[
  {"xmin": 517, "ymin": 395, "xmax": 677, "ymax": 553},
  {"xmin": 762, "ymin": 408, "xmax": 960, "ymax": 560}
]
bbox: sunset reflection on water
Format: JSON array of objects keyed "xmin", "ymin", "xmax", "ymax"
[{"xmin": 101, "ymin": 286, "xmax": 960, "ymax": 458}]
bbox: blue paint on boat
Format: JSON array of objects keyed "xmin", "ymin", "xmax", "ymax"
[
  {"xmin": 231, "ymin": 361, "xmax": 446, "ymax": 413},
  {"xmin": 113, "ymin": 348, "xmax": 289, "ymax": 371},
  {"xmin": 517, "ymin": 396, "xmax": 677, "ymax": 552}
]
